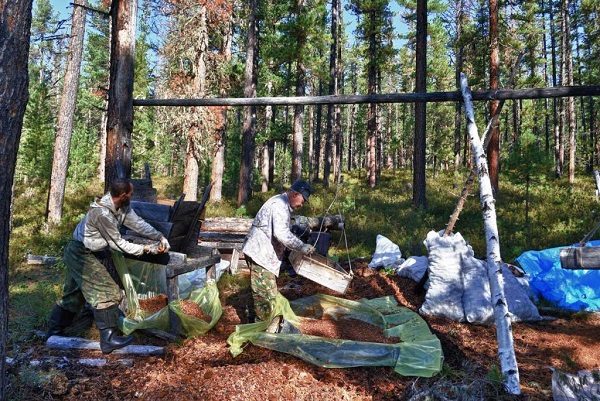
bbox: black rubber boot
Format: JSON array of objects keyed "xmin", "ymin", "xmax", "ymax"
[
  {"xmin": 46, "ymin": 305, "xmax": 76, "ymax": 339},
  {"xmin": 93, "ymin": 306, "xmax": 134, "ymax": 354}
]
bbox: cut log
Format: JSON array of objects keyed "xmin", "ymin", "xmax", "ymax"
[
  {"xmin": 461, "ymin": 73, "xmax": 520, "ymax": 395},
  {"xmin": 46, "ymin": 335, "xmax": 164, "ymax": 355},
  {"xmin": 201, "ymin": 217, "xmax": 253, "ymax": 233},
  {"xmin": 201, "ymin": 214, "xmax": 344, "ymax": 234},
  {"xmin": 26, "ymin": 254, "xmax": 59, "ymax": 266},
  {"xmin": 559, "ymin": 247, "xmax": 600, "ymax": 270}
]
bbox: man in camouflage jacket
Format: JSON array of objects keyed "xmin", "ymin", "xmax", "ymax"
[
  {"xmin": 242, "ymin": 180, "xmax": 315, "ymax": 330},
  {"xmin": 47, "ymin": 179, "xmax": 170, "ymax": 353}
]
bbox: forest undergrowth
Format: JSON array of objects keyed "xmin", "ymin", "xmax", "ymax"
[{"xmin": 7, "ymin": 168, "xmax": 598, "ymax": 350}]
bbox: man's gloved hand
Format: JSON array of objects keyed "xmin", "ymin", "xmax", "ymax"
[
  {"xmin": 143, "ymin": 244, "xmax": 161, "ymax": 255},
  {"xmin": 301, "ymin": 244, "xmax": 316, "ymax": 256},
  {"xmin": 158, "ymin": 237, "xmax": 171, "ymax": 253}
]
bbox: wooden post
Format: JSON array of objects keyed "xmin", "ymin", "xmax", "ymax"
[
  {"xmin": 105, "ymin": 0, "xmax": 137, "ymax": 191},
  {"xmin": 460, "ymin": 73, "xmax": 520, "ymax": 395}
]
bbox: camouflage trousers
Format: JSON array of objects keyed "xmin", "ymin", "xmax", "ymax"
[
  {"xmin": 247, "ymin": 257, "xmax": 279, "ymax": 322},
  {"xmin": 57, "ymin": 240, "xmax": 123, "ymax": 313}
]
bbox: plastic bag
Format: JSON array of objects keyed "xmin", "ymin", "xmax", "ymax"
[
  {"xmin": 111, "ymin": 251, "xmax": 222, "ymax": 336},
  {"xmin": 227, "ymin": 293, "xmax": 443, "ymax": 378}
]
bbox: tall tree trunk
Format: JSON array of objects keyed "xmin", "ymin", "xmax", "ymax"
[
  {"xmin": 324, "ymin": 0, "xmax": 340, "ymax": 187},
  {"xmin": 261, "ymin": 81, "xmax": 273, "ymax": 192},
  {"xmin": 562, "ymin": 0, "xmax": 576, "ymax": 183},
  {"xmin": 308, "ymin": 102, "xmax": 314, "ymax": 179},
  {"xmin": 0, "ymin": 2, "xmax": 33, "ymax": 399},
  {"xmin": 98, "ymin": 107, "xmax": 108, "ymax": 182},
  {"xmin": 550, "ymin": 0, "xmax": 562, "ymax": 177},
  {"xmin": 454, "ymin": 0, "xmax": 465, "ymax": 169},
  {"xmin": 237, "ymin": 0, "xmax": 258, "ymax": 207},
  {"xmin": 210, "ymin": 13, "xmax": 233, "ymax": 202},
  {"xmin": 105, "ymin": 0, "xmax": 136, "ymax": 191},
  {"xmin": 291, "ymin": 0, "xmax": 307, "ymax": 181},
  {"xmin": 413, "ymin": 0, "xmax": 427, "ymax": 206},
  {"xmin": 461, "ymin": 73, "xmax": 521, "ymax": 396},
  {"xmin": 313, "ymin": 80, "xmax": 323, "ymax": 181},
  {"xmin": 47, "ymin": 0, "xmax": 87, "ymax": 225},
  {"xmin": 183, "ymin": 5, "xmax": 207, "ymax": 201},
  {"xmin": 488, "ymin": 0, "xmax": 500, "ymax": 193},
  {"xmin": 542, "ymin": 0, "xmax": 550, "ymax": 153}
]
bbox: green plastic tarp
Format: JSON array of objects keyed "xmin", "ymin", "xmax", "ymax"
[
  {"xmin": 111, "ymin": 251, "xmax": 222, "ymax": 337},
  {"xmin": 227, "ymin": 293, "xmax": 443, "ymax": 377}
]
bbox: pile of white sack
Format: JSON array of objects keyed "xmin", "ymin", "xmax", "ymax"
[{"xmin": 368, "ymin": 231, "xmax": 541, "ymax": 324}]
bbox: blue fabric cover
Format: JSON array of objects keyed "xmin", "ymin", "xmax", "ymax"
[{"xmin": 516, "ymin": 241, "xmax": 600, "ymax": 311}]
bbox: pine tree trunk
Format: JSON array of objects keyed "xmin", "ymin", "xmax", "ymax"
[
  {"xmin": 324, "ymin": 0, "xmax": 340, "ymax": 187},
  {"xmin": 488, "ymin": 0, "xmax": 500, "ymax": 193},
  {"xmin": 47, "ymin": 0, "xmax": 87, "ymax": 225},
  {"xmin": 105, "ymin": 0, "xmax": 136, "ymax": 190},
  {"xmin": 210, "ymin": 13, "xmax": 233, "ymax": 202},
  {"xmin": 308, "ymin": 102, "xmax": 314, "ymax": 179},
  {"xmin": 461, "ymin": 73, "xmax": 521, "ymax": 395},
  {"xmin": 0, "ymin": 2, "xmax": 33, "ymax": 399},
  {"xmin": 454, "ymin": 0, "xmax": 464, "ymax": 169},
  {"xmin": 562, "ymin": 0, "xmax": 576, "ymax": 183},
  {"xmin": 413, "ymin": 0, "xmax": 427, "ymax": 205},
  {"xmin": 550, "ymin": 0, "xmax": 562, "ymax": 177},
  {"xmin": 183, "ymin": 6, "xmax": 207, "ymax": 201},
  {"xmin": 237, "ymin": 0, "xmax": 258, "ymax": 207},
  {"xmin": 313, "ymin": 80, "xmax": 323, "ymax": 181}
]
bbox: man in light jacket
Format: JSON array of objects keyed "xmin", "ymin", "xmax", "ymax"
[
  {"xmin": 47, "ymin": 179, "xmax": 170, "ymax": 353},
  {"xmin": 242, "ymin": 179, "xmax": 315, "ymax": 331}
]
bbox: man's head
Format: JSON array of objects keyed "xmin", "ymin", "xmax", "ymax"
[
  {"xmin": 110, "ymin": 179, "xmax": 133, "ymax": 209},
  {"xmin": 288, "ymin": 179, "xmax": 312, "ymax": 210}
]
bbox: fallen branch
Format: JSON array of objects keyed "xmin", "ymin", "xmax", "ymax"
[{"xmin": 46, "ymin": 335, "xmax": 164, "ymax": 356}]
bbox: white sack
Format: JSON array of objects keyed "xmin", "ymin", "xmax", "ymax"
[
  {"xmin": 368, "ymin": 234, "xmax": 403, "ymax": 269},
  {"xmin": 461, "ymin": 255, "xmax": 541, "ymax": 324},
  {"xmin": 419, "ymin": 230, "xmax": 468, "ymax": 322},
  {"xmin": 396, "ymin": 256, "xmax": 429, "ymax": 282}
]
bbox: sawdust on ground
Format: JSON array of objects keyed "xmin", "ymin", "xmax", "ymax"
[{"xmin": 8, "ymin": 261, "xmax": 600, "ymax": 400}]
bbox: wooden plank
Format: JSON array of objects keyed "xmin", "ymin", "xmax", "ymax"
[
  {"xmin": 198, "ymin": 232, "xmax": 247, "ymax": 242},
  {"xmin": 46, "ymin": 336, "xmax": 164, "ymax": 355},
  {"xmin": 229, "ymin": 249, "xmax": 240, "ymax": 275},
  {"xmin": 198, "ymin": 241, "xmax": 243, "ymax": 250}
]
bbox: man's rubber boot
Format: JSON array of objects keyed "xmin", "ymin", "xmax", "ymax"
[
  {"xmin": 93, "ymin": 306, "xmax": 134, "ymax": 354},
  {"xmin": 46, "ymin": 305, "xmax": 76, "ymax": 339}
]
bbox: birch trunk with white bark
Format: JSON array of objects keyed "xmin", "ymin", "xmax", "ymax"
[{"xmin": 460, "ymin": 73, "xmax": 520, "ymax": 395}]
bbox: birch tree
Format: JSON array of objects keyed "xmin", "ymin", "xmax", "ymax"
[{"xmin": 461, "ymin": 73, "xmax": 520, "ymax": 395}]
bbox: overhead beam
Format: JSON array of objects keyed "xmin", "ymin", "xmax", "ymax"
[{"xmin": 134, "ymin": 85, "xmax": 600, "ymax": 107}]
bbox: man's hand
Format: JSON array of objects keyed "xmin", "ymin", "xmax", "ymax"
[
  {"xmin": 301, "ymin": 244, "xmax": 316, "ymax": 256},
  {"xmin": 143, "ymin": 244, "xmax": 161, "ymax": 255},
  {"xmin": 158, "ymin": 237, "xmax": 171, "ymax": 253}
]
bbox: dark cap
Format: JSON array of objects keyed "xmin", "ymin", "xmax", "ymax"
[{"xmin": 290, "ymin": 179, "xmax": 312, "ymax": 201}]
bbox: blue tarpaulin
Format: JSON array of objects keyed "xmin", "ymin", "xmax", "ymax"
[{"xmin": 516, "ymin": 241, "xmax": 600, "ymax": 311}]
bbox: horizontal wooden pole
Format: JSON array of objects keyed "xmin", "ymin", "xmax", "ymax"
[{"xmin": 134, "ymin": 85, "xmax": 600, "ymax": 107}]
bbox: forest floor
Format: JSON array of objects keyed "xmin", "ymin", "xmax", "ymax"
[{"xmin": 6, "ymin": 261, "xmax": 600, "ymax": 401}]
